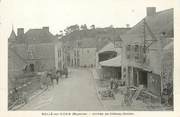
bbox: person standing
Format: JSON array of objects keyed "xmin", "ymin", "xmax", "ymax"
[{"xmin": 110, "ymin": 78, "xmax": 114, "ymax": 89}]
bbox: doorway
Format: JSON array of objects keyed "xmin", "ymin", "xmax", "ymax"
[
  {"xmin": 29, "ymin": 64, "xmax": 34, "ymax": 72},
  {"xmin": 139, "ymin": 70, "xmax": 148, "ymax": 88}
]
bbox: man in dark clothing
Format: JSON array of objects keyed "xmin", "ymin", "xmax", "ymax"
[{"xmin": 110, "ymin": 78, "xmax": 114, "ymax": 89}]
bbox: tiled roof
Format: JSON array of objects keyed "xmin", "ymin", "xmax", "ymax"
[
  {"xmin": 13, "ymin": 28, "xmax": 58, "ymax": 44},
  {"xmin": 24, "ymin": 29, "xmax": 57, "ymax": 44},
  {"xmin": 122, "ymin": 8, "xmax": 173, "ymax": 44},
  {"xmin": 98, "ymin": 42, "xmax": 115, "ymax": 53},
  {"xmin": 100, "ymin": 55, "xmax": 121, "ymax": 67},
  {"xmin": 64, "ymin": 37, "xmax": 110, "ymax": 50},
  {"xmin": 62, "ymin": 28, "xmax": 131, "ymax": 41}
]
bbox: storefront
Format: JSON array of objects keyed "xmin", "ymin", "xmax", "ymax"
[{"xmin": 99, "ymin": 55, "xmax": 122, "ymax": 80}]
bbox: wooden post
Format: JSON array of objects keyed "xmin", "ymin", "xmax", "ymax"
[
  {"xmin": 159, "ymin": 37, "xmax": 163, "ymax": 99},
  {"xmin": 137, "ymin": 71, "xmax": 139, "ymax": 86},
  {"xmin": 131, "ymin": 66, "xmax": 134, "ymax": 86}
]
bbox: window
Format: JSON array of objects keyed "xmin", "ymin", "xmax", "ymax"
[
  {"xmin": 87, "ymin": 50, "xmax": 89, "ymax": 53},
  {"xmin": 77, "ymin": 50, "xmax": 79, "ymax": 57},
  {"xmin": 134, "ymin": 45, "xmax": 139, "ymax": 52},
  {"xmin": 27, "ymin": 46, "xmax": 33, "ymax": 59},
  {"xmin": 134, "ymin": 45, "xmax": 139, "ymax": 60},
  {"xmin": 126, "ymin": 45, "xmax": 131, "ymax": 51},
  {"xmin": 126, "ymin": 45, "xmax": 131, "ymax": 59},
  {"xmin": 77, "ymin": 58, "xmax": 80, "ymax": 66},
  {"xmin": 127, "ymin": 54, "xmax": 130, "ymax": 59},
  {"xmin": 58, "ymin": 49, "xmax": 61, "ymax": 57},
  {"xmin": 74, "ymin": 51, "xmax": 76, "ymax": 56},
  {"xmin": 135, "ymin": 54, "xmax": 139, "ymax": 60}
]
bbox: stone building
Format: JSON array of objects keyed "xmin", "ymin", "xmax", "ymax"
[
  {"xmin": 121, "ymin": 7, "xmax": 173, "ymax": 98},
  {"xmin": 67, "ymin": 39, "xmax": 97, "ymax": 68},
  {"xmin": 8, "ymin": 27, "xmax": 58, "ymax": 73},
  {"xmin": 55, "ymin": 40, "xmax": 64, "ymax": 70}
]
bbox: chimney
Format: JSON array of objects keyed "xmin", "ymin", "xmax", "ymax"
[
  {"xmin": 146, "ymin": 7, "xmax": 156, "ymax": 16},
  {"xmin": 43, "ymin": 26, "xmax": 49, "ymax": 32},
  {"xmin": 17, "ymin": 28, "xmax": 24, "ymax": 36},
  {"xmin": 126, "ymin": 24, "xmax": 130, "ymax": 28}
]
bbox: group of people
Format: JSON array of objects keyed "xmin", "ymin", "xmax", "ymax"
[
  {"xmin": 110, "ymin": 78, "xmax": 122, "ymax": 90},
  {"xmin": 40, "ymin": 66, "xmax": 68, "ymax": 89}
]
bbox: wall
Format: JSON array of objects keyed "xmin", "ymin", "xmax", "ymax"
[
  {"xmin": 101, "ymin": 66, "xmax": 121, "ymax": 79},
  {"xmin": 8, "ymin": 47, "xmax": 26, "ymax": 90},
  {"xmin": 162, "ymin": 42, "xmax": 173, "ymax": 89},
  {"xmin": 28, "ymin": 43, "xmax": 55, "ymax": 71}
]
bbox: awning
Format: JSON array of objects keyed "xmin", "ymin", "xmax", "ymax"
[
  {"xmin": 127, "ymin": 62, "xmax": 152, "ymax": 72},
  {"xmin": 99, "ymin": 55, "xmax": 121, "ymax": 67}
]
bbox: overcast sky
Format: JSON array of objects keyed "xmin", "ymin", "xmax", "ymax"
[{"xmin": 0, "ymin": 0, "xmax": 174, "ymax": 39}]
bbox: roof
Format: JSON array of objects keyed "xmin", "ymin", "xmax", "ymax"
[
  {"xmin": 65, "ymin": 37, "xmax": 110, "ymax": 50},
  {"xmin": 8, "ymin": 29, "xmax": 16, "ymax": 41},
  {"xmin": 100, "ymin": 55, "xmax": 121, "ymax": 67},
  {"xmin": 62, "ymin": 28, "xmax": 131, "ymax": 41},
  {"xmin": 78, "ymin": 38, "xmax": 97, "ymax": 48},
  {"xmin": 122, "ymin": 8, "xmax": 173, "ymax": 45},
  {"xmin": 62, "ymin": 27, "xmax": 130, "ymax": 49},
  {"xmin": 12, "ymin": 28, "xmax": 58, "ymax": 44},
  {"xmin": 98, "ymin": 42, "xmax": 115, "ymax": 53},
  {"xmin": 163, "ymin": 40, "xmax": 173, "ymax": 50},
  {"xmin": 24, "ymin": 29, "xmax": 57, "ymax": 44}
]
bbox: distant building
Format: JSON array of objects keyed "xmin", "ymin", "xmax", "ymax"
[
  {"xmin": 54, "ymin": 40, "xmax": 65, "ymax": 70},
  {"xmin": 61, "ymin": 27, "xmax": 131, "ymax": 68},
  {"xmin": 121, "ymin": 7, "xmax": 173, "ymax": 98},
  {"xmin": 67, "ymin": 39, "xmax": 97, "ymax": 68}
]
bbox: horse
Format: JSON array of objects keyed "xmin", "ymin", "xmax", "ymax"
[
  {"xmin": 39, "ymin": 71, "xmax": 52, "ymax": 89},
  {"xmin": 59, "ymin": 67, "xmax": 68, "ymax": 78},
  {"xmin": 47, "ymin": 71, "xmax": 60, "ymax": 85}
]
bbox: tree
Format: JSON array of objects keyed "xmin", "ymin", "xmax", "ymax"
[
  {"xmin": 64, "ymin": 24, "xmax": 80, "ymax": 35},
  {"xmin": 108, "ymin": 25, "xmax": 114, "ymax": 28},
  {"xmin": 56, "ymin": 30, "xmax": 64, "ymax": 39},
  {"xmin": 90, "ymin": 25, "xmax": 95, "ymax": 29},
  {"xmin": 80, "ymin": 24, "xmax": 88, "ymax": 30}
]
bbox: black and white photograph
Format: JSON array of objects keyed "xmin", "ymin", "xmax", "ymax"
[{"xmin": 0, "ymin": 0, "xmax": 177, "ymax": 113}]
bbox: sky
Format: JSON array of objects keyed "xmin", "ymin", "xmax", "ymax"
[{"xmin": 0, "ymin": 0, "xmax": 174, "ymax": 39}]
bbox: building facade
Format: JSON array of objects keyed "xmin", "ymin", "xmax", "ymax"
[
  {"xmin": 121, "ymin": 7, "xmax": 174, "ymax": 97},
  {"xmin": 8, "ymin": 27, "xmax": 58, "ymax": 72},
  {"xmin": 55, "ymin": 41, "xmax": 64, "ymax": 70}
]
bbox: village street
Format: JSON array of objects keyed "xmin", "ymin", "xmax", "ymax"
[{"xmin": 19, "ymin": 69, "xmax": 105, "ymax": 111}]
